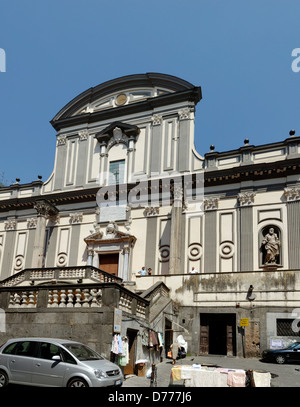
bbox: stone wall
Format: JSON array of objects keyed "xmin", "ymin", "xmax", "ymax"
[{"xmin": 0, "ymin": 282, "xmax": 149, "ymax": 360}]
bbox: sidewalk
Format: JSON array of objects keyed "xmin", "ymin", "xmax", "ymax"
[
  {"xmin": 122, "ymin": 358, "xmax": 173, "ymax": 387},
  {"xmin": 122, "ymin": 354, "xmax": 300, "ymax": 387}
]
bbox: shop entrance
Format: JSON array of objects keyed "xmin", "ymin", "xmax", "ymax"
[
  {"xmin": 123, "ymin": 329, "xmax": 138, "ymax": 375},
  {"xmin": 164, "ymin": 319, "xmax": 173, "ymax": 358},
  {"xmin": 199, "ymin": 313, "xmax": 236, "ymax": 356}
]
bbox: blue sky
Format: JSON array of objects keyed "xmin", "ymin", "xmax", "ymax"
[{"xmin": 0, "ymin": 0, "xmax": 300, "ymax": 185}]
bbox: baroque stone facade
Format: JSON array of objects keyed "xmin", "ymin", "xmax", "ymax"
[{"xmin": 1, "ymin": 73, "xmax": 300, "ymax": 359}]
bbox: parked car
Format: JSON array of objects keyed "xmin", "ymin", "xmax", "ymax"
[
  {"xmin": 261, "ymin": 341, "xmax": 300, "ymax": 364},
  {"xmin": 0, "ymin": 337, "xmax": 123, "ymax": 387}
]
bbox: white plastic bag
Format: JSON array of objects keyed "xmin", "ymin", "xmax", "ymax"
[{"xmin": 146, "ymin": 367, "xmax": 152, "ymax": 379}]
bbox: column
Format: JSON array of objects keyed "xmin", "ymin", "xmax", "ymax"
[
  {"xmin": 237, "ymin": 192, "xmax": 255, "ymax": 271},
  {"xmin": 126, "ymin": 136, "xmax": 135, "ymax": 184},
  {"xmin": 87, "ymin": 248, "xmax": 94, "ymax": 266},
  {"xmin": 169, "ymin": 184, "xmax": 183, "ymax": 274},
  {"xmin": 123, "ymin": 247, "xmax": 130, "ymax": 281},
  {"xmin": 203, "ymin": 198, "xmax": 219, "ymax": 273},
  {"xmin": 150, "ymin": 115, "xmax": 163, "ymax": 174},
  {"xmin": 99, "ymin": 142, "xmax": 108, "ymax": 186},
  {"xmin": 178, "ymin": 108, "xmax": 193, "ymax": 172},
  {"xmin": 32, "ymin": 200, "xmax": 58, "ymax": 268},
  {"xmin": 285, "ymin": 187, "xmax": 300, "ymax": 268}
]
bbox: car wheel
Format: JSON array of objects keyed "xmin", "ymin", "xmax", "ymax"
[
  {"xmin": 0, "ymin": 370, "xmax": 8, "ymax": 387},
  {"xmin": 275, "ymin": 354, "xmax": 286, "ymax": 364},
  {"xmin": 67, "ymin": 377, "xmax": 89, "ymax": 387}
]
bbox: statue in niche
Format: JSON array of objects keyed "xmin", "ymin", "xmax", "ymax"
[{"xmin": 261, "ymin": 227, "xmax": 281, "ymax": 265}]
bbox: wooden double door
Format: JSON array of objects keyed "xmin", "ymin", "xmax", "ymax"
[
  {"xmin": 99, "ymin": 253, "xmax": 119, "ymax": 276},
  {"xmin": 199, "ymin": 313, "xmax": 236, "ymax": 356}
]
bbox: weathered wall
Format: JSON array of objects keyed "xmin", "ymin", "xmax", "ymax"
[
  {"xmin": 135, "ymin": 271, "xmax": 300, "ymax": 357},
  {"xmin": 0, "ymin": 282, "xmax": 150, "ymax": 361}
]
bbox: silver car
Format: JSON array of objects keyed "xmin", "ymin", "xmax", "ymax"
[{"xmin": 0, "ymin": 337, "xmax": 123, "ymax": 387}]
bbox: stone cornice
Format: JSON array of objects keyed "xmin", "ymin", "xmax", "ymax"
[{"xmin": 1, "ymin": 157, "xmax": 300, "ymax": 212}]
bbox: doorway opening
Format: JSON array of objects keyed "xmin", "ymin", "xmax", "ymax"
[
  {"xmin": 164, "ymin": 319, "xmax": 173, "ymax": 358},
  {"xmin": 123, "ymin": 329, "xmax": 138, "ymax": 375},
  {"xmin": 99, "ymin": 253, "xmax": 119, "ymax": 275},
  {"xmin": 199, "ymin": 313, "xmax": 236, "ymax": 356}
]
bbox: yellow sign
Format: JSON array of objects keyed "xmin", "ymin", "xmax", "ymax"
[{"xmin": 240, "ymin": 318, "xmax": 249, "ymax": 327}]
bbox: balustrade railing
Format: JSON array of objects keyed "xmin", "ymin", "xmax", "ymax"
[
  {"xmin": 119, "ymin": 292, "xmax": 132, "ymax": 313},
  {"xmin": 1, "ymin": 266, "xmax": 122, "ymax": 287},
  {"xmin": 9, "ymin": 290, "xmax": 38, "ymax": 308},
  {"xmin": 3, "ymin": 284, "xmax": 148, "ymax": 318},
  {"xmin": 136, "ymin": 300, "xmax": 147, "ymax": 318},
  {"xmin": 47, "ymin": 288, "xmax": 102, "ymax": 308}
]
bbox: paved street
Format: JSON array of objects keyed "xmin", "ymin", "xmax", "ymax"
[{"xmin": 122, "ymin": 355, "xmax": 300, "ymax": 387}]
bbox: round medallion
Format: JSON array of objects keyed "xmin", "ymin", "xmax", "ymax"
[
  {"xmin": 116, "ymin": 94, "xmax": 127, "ymax": 106},
  {"xmin": 57, "ymin": 252, "xmax": 67, "ymax": 267},
  {"xmin": 14, "ymin": 255, "xmax": 24, "ymax": 271},
  {"xmin": 188, "ymin": 243, "xmax": 202, "ymax": 261},
  {"xmin": 220, "ymin": 241, "xmax": 234, "ymax": 259},
  {"xmin": 159, "ymin": 245, "xmax": 170, "ymax": 262}
]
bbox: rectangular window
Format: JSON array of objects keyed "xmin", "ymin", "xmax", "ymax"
[
  {"xmin": 277, "ymin": 318, "xmax": 298, "ymax": 336},
  {"xmin": 15, "ymin": 341, "xmax": 37, "ymax": 357},
  {"xmin": 39, "ymin": 342, "xmax": 61, "ymax": 360},
  {"xmin": 109, "ymin": 160, "xmax": 125, "ymax": 185}
]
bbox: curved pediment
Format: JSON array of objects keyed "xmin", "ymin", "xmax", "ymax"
[{"xmin": 50, "ymin": 73, "xmax": 201, "ymax": 130}]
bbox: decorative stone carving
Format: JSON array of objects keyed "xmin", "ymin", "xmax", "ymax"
[
  {"xmin": 204, "ymin": 197, "xmax": 219, "ymax": 210},
  {"xmin": 106, "ymin": 221, "xmax": 118, "ymax": 236},
  {"xmin": 57, "ymin": 135, "xmax": 66, "ymax": 146},
  {"xmin": 144, "ymin": 206, "xmax": 159, "ymax": 216},
  {"xmin": 4, "ymin": 218, "xmax": 17, "ymax": 230},
  {"xmin": 238, "ymin": 192, "xmax": 256, "ymax": 206},
  {"xmin": 27, "ymin": 218, "xmax": 38, "ymax": 229},
  {"xmin": 69, "ymin": 212, "xmax": 83, "ymax": 224},
  {"xmin": 178, "ymin": 107, "xmax": 192, "ymax": 120},
  {"xmin": 56, "ymin": 252, "xmax": 67, "ymax": 267},
  {"xmin": 172, "ymin": 184, "xmax": 183, "ymax": 203},
  {"xmin": 261, "ymin": 227, "xmax": 281, "ymax": 265},
  {"xmin": 107, "ymin": 127, "xmax": 129, "ymax": 150},
  {"xmin": 34, "ymin": 200, "xmax": 58, "ymax": 217},
  {"xmin": 219, "ymin": 241, "xmax": 234, "ymax": 259},
  {"xmin": 151, "ymin": 114, "xmax": 163, "ymax": 125},
  {"xmin": 159, "ymin": 245, "xmax": 170, "ymax": 263},
  {"xmin": 188, "ymin": 243, "xmax": 202, "ymax": 261},
  {"xmin": 79, "ymin": 130, "xmax": 89, "ymax": 141},
  {"xmin": 14, "ymin": 255, "xmax": 24, "ymax": 271},
  {"xmin": 284, "ymin": 186, "xmax": 300, "ymax": 201},
  {"xmin": 95, "ymin": 122, "xmax": 139, "ymax": 153}
]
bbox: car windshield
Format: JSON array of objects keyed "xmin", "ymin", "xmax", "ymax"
[
  {"xmin": 286, "ymin": 342, "xmax": 300, "ymax": 350},
  {"xmin": 63, "ymin": 343, "xmax": 104, "ymax": 361}
]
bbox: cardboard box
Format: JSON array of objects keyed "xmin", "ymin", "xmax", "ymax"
[{"xmin": 136, "ymin": 363, "xmax": 146, "ymax": 377}]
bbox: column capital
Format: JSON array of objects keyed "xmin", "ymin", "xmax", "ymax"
[
  {"xmin": 34, "ymin": 199, "xmax": 58, "ymax": 217},
  {"xmin": 284, "ymin": 186, "xmax": 300, "ymax": 201}
]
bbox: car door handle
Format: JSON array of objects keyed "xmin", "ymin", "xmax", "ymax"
[
  {"xmin": 35, "ymin": 363, "xmax": 41, "ymax": 367},
  {"xmin": 10, "ymin": 360, "xmax": 15, "ymax": 363}
]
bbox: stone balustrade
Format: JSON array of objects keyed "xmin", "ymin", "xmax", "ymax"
[
  {"xmin": 1, "ymin": 282, "xmax": 149, "ymax": 319},
  {"xmin": 8, "ymin": 290, "xmax": 38, "ymax": 308},
  {"xmin": 136, "ymin": 300, "xmax": 147, "ymax": 318},
  {"xmin": 47, "ymin": 288, "xmax": 102, "ymax": 308},
  {"xmin": 0, "ymin": 266, "xmax": 122, "ymax": 287}
]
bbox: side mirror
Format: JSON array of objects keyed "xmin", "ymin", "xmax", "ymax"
[{"xmin": 52, "ymin": 355, "xmax": 61, "ymax": 361}]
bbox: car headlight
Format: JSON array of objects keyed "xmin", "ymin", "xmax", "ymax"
[{"xmin": 94, "ymin": 369, "xmax": 107, "ymax": 379}]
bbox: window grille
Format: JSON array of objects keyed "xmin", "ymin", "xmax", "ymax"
[{"xmin": 276, "ymin": 318, "xmax": 299, "ymax": 337}]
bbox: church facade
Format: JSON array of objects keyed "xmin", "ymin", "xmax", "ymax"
[{"xmin": 0, "ymin": 73, "xmax": 300, "ymax": 359}]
